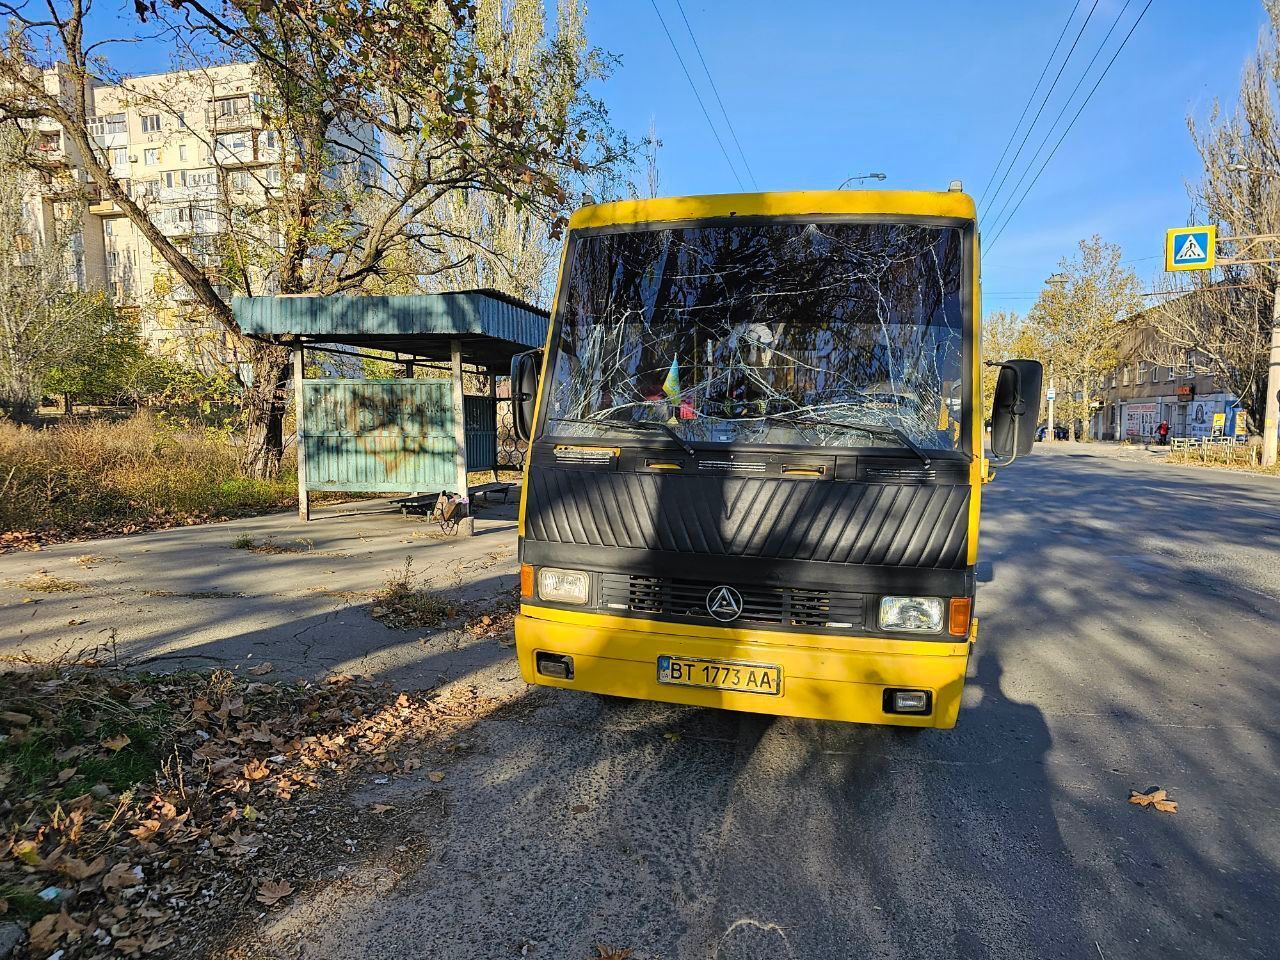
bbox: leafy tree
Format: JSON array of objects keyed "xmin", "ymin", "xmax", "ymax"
[
  {"xmin": 0, "ymin": 128, "xmax": 115, "ymax": 422},
  {"xmin": 1027, "ymin": 236, "xmax": 1143, "ymax": 440},
  {"xmin": 0, "ymin": 0, "xmax": 630, "ymax": 473},
  {"xmin": 43, "ymin": 310, "xmax": 147, "ymax": 411}
]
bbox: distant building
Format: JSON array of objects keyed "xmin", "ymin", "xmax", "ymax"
[
  {"xmin": 1092, "ymin": 305, "xmax": 1243, "ymax": 441},
  {"xmin": 27, "ymin": 62, "xmax": 375, "ymax": 362}
]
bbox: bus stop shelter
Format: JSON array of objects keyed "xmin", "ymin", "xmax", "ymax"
[{"xmin": 235, "ymin": 290, "xmax": 548, "ymax": 535}]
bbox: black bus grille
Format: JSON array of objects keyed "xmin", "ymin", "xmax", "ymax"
[{"xmin": 599, "ymin": 574, "xmax": 866, "ymax": 630}]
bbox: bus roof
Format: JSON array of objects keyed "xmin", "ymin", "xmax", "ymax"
[{"xmin": 568, "ymin": 190, "xmax": 976, "ymax": 230}]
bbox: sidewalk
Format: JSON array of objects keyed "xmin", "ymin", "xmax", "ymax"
[{"xmin": 0, "ymin": 496, "xmax": 520, "ymax": 689}]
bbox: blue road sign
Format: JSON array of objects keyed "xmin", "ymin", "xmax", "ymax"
[{"xmin": 1165, "ymin": 226, "xmax": 1216, "ymax": 271}]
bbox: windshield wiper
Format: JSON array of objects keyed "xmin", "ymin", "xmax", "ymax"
[
  {"xmin": 767, "ymin": 415, "xmax": 932, "ymax": 469},
  {"xmin": 554, "ymin": 416, "xmax": 697, "ymax": 457}
]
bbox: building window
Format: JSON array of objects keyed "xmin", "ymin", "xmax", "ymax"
[
  {"xmin": 176, "ymin": 112, "xmax": 187, "ymax": 129},
  {"xmin": 216, "ymin": 95, "xmax": 252, "ymax": 117},
  {"xmin": 141, "ymin": 114, "xmax": 161, "ymax": 133},
  {"xmin": 104, "ymin": 220, "xmax": 113, "ymax": 236},
  {"xmin": 143, "ymin": 148, "xmax": 159, "ymax": 166},
  {"xmin": 1137, "ymin": 362, "xmax": 1147, "ymax": 383},
  {"xmin": 1110, "ymin": 371, "xmax": 1117, "ymax": 388},
  {"xmin": 89, "ymin": 113, "xmax": 127, "ymax": 137},
  {"xmin": 262, "ymin": 129, "xmax": 278, "ymax": 151},
  {"xmin": 109, "ymin": 146, "xmax": 127, "ymax": 167},
  {"xmin": 215, "ymin": 132, "xmax": 250, "ymax": 152},
  {"xmin": 1122, "ymin": 366, "xmax": 1131, "ymax": 385},
  {"xmin": 179, "ymin": 144, "xmax": 187, "ymax": 161}
]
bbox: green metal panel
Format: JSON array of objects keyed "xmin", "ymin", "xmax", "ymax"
[
  {"xmin": 465, "ymin": 396, "xmax": 498, "ymax": 471},
  {"xmin": 301, "ymin": 380, "xmax": 499, "ymax": 493},
  {"xmin": 303, "ymin": 380, "xmax": 455, "ymax": 493}
]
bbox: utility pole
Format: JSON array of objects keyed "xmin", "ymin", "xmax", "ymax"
[
  {"xmin": 1047, "ymin": 371, "xmax": 1056, "ymax": 443},
  {"xmin": 1265, "ymin": 283, "xmax": 1280, "ymax": 466}
]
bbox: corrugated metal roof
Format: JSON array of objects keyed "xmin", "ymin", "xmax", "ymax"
[{"xmin": 234, "ymin": 289, "xmax": 548, "ymax": 349}]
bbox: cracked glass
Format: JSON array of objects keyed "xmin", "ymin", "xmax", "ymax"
[{"xmin": 544, "ymin": 219, "xmax": 967, "ymax": 453}]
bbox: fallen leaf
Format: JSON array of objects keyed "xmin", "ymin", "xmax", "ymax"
[
  {"xmin": 1129, "ymin": 787, "xmax": 1178, "ymax": 813},
  {"xmin": 56, "ymin": 766, "xmax": 77, "ymax": 783},
  {"xmin": 101, "ymin": 862, "xmax": 143, "ymax": 892},
  {"xmin": 102, "ymin": 733, "xmax": 131, "ymax": 751},
  {"xmin": 243, "ymin": 758, "xmax": 271, "ymax": 781},
  {"xmin": 59, "ymin": 855, "xmax": 106, "ymax": 880},
  {"xmin": 370, "ymin": 803, "xmax": 395, "ymax": 814},
  {"xmin": 28, "ymin": 913, "xmax": 61, "ymax": 951},
  {"xmin": 256, "ymin": 878, "xmax": 294, "ymax": 906},
  {"xmin": 594, "ymin": 947, "xmax": 634, "ymax": 960},
  {"xmin": 142, "ymin": 930, "xmax": 175, "ymax": 953},
  {"xmin": 248, "ymin": 661, "xmax": 275, "ymax": 676},
  {"xmin": 427, "ymin": 770, "xmax": 445, "ymax": 783},
  {"xmin": 571, "ymin": 803, "xmax": 590, "ymax": 815},
  {"xmin": 13, "ymin": 839, "xmax": 42, "ymax": 866},
  {"xmin": 242, "ymin": 804, "xmax": 260, "ymax": 821}
]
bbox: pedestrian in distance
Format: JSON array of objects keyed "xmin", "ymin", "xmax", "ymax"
[{"xmin": 1157, "ymin": 420, "xmax": 1170, "ymax": 445}]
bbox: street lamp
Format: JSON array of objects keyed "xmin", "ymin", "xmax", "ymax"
[
  {"xmin": 1045, "ymin": 273, "xmax": 1069, "ymax": 286},
  {"xmin": 838, "ymin": 173, "xmax": 887, "ymax": 189}
]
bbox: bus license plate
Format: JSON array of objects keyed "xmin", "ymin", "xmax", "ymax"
[{"xmin": 656, "ymin": 655, "xmax": 782, "ymax": 696}]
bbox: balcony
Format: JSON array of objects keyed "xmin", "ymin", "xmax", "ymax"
[{"xmin": 206, "ymin": 102, "xmax": 262, "ymax": 133}]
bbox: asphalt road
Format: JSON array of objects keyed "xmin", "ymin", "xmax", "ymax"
[
  {"xmin": 9, "ymin": 449, "xmax": 1278, "ymax": 958},
  {"xmin": 241, "ymin": 444, "xmax": 1280, "ymax": 960}
]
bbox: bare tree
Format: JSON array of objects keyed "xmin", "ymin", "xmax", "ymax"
[
  {"xmin": 1144, "ymin": 4, "xmax": 1280, "ymax": 439},
  {"xmin": 0, "ymin": 0, "xmax": 629, "ymax": 474},
  {"xmin": 0, "ymin": 128, "xmax": 112, "ymax": 421},
  {"xmin": 1027, "ymin": 236, "xmax": 1143, "ymax": 440}
]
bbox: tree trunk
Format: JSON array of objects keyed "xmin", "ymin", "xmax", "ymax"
[
  {"xmin": 63, "ymin": 393, "xmax": 73, "ymax": 416},
  {"xmin": 238, "ymin": 344, "xmax": 292, "ymax": 479}
]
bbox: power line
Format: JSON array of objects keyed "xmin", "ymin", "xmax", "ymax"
[
  {"xmin": 984, "ymin": 0, "xmax": 1136, "ymax": 236},
  {"xmin": 976, "ymin": 0, "xmax": 1084, "ymax": 207},
  {"xmin": 647, "ymin": 0, "xmax": 745, "ymax": 190},
  {"xmin": 985, "ymin": 0, "xmax": 1156, "ymax": 253},
  {"xmin": 980, "ymin": 0, "xmax": 1101, "ymax": 219},
  {"xmin": 672, "ymin": 0, "xmax": 758, "ymax": 189}
]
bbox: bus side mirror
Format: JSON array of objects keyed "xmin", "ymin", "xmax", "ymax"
[
  {"xmin": 990, "ymin": 359, "xmax": 1043, "ymax": 461},
  {"xmin": 511, "ymin": 349, "xmax": 541, "ymax": 443}
]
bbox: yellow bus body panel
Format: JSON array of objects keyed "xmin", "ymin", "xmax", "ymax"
[
  {"xmin": 516, "ymin": 607, "xmax": 975, "ymax": 729},
  {"xmin": 518, "ymin": 190, "xmax": 982, "ymax": 729}
]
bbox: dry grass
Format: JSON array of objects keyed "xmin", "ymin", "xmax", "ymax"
[
  {"xmin": 370, "ymin": 558, "xmax": 459, "ymax": 630},
  {"xmin": 0, "ymin": 414, "xmax": 300, "ymax": 547},
  {"xmin": 15, "ymin": 572, "xmax": 85, "ymax": 592}
]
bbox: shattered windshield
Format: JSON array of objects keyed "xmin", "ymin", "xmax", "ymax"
[{"xmin": 543, "ymin": 219, "xmax": 968, "ymax": 452}]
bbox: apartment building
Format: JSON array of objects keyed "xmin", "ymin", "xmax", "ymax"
[
  {"xmin": 1091, "ymin": 308, "xmax": 1244, "ymax": 441},
  {"xmin": 29, "ymin": 62, "xmax": 286, "ymax": 357}
]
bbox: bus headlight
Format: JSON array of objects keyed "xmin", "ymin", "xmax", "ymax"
[
  {"xmin": 537, "ymin": 567, "xmax": 590, "ymax": 605},
  {"xmin": 878, "ymin": 596, "xmax": 944, "ymax": 633}
]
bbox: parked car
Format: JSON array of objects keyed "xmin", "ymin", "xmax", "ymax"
[{"xmin": 1035, "ymin": 424, "xmax": 1070, "ymax": 441}]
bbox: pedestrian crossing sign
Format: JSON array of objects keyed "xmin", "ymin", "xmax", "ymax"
[{"xmin": 1165, "ymin": 225, "xmax": 1216, "ymax": 271}]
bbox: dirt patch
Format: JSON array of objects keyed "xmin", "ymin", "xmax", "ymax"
[
  {"xmin": 11, "ymin": 573, "xmax": 86, "ymax": 593},
  {"xmin": 0, "ymin": 656, "xmax": 504, "ymax": 959}
]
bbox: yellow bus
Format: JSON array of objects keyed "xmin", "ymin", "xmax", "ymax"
[{"xmin": 510, "ymin": 190, "xmax": 1041, "ymax": 728}]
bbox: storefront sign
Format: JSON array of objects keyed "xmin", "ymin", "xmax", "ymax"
[
  {"xmin": 1123, "ymin": 402, "xmax": 1159, "ymax": 439},
  {"xmin": 1176, "ymin": 384, "xmax": 1195, "ymax": 401}
]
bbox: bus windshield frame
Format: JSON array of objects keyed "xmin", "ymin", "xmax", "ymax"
[{"xmin": 536, "ymin": 214, "xmax": 976, "ymax": 460}]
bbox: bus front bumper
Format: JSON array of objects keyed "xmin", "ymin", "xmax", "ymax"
[{"xmin": 515, "ymin": 608, "xmax": 974, "ymax": 728}]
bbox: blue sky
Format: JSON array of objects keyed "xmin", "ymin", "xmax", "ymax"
[
  {"xmin": 93, "ymin": 0, "xmax": 1269, "ymax": 315},
  {"xmin": 586, "ymin": 0, "xmax": 1270, "ymax": 316}
]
